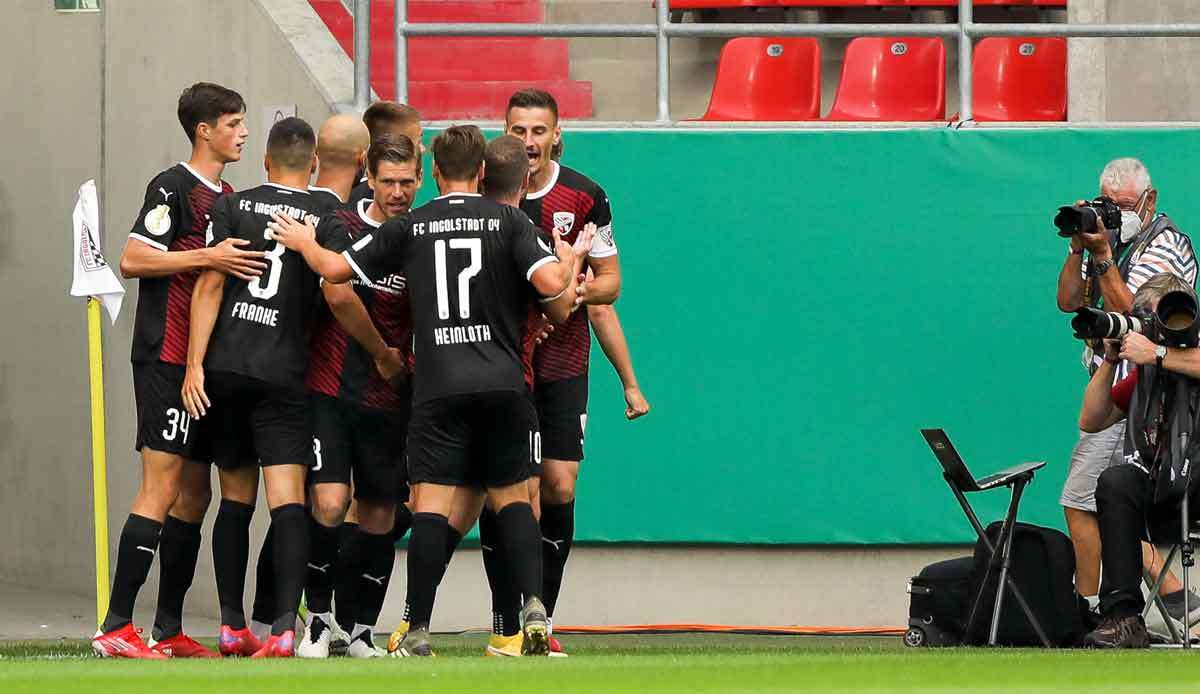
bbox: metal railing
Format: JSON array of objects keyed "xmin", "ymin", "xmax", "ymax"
[{"xmin": 347, "ymin": 0, "xmax": 1200, "ymax": 124}]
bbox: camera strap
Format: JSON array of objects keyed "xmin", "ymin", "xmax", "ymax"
[{"xmin": 1130, "ymin": 365, "xmax": 1200, "ymax": 505}]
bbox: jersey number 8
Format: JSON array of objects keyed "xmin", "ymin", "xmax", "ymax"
[{"xmin": 249, "ymin": 234, "xmax": 286, "ymax": 301}]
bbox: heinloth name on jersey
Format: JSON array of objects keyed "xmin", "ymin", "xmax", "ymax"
[{"xmin": 434, "ymin": 323, "xmax": 493, "ymax": 346}]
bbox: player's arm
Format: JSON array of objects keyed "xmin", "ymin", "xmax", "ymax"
[
  {"xmin": 269, "ymin": 212, "xmax": 358, "ymax": 283},
  {"xmin": 120, "ymin": 188, "xmax": 266, "ymax": 280},
  {"xmin": 322, "ymin": 282, "xmax": 406, "ymax": 381},
  {"xmin": 588, "ymin": 303, "xmax": 650, "ymax": 420},
  {"xmin": 534, "ymin": 226, "xmax": 594, "ymax": 324},
  {"xmin": 182, "ymin": 269, "xmax": 224, "ymax": 419},
  {"xmin": 576, "ymin": 192, "xmax": 620, "ymax": 305}
]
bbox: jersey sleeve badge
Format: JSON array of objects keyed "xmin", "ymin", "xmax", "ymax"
[{"xmin": 143, "ymin": 204, "xmax": 172, "ymax": 237}]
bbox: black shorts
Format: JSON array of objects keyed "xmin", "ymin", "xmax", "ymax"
[
  {"xmin": 309, "ymin": 393, "xmax": 409, "ymax": 503},
  {"xmin": 535, "ymin": 375, "xmax": 588, "ymax": 462},
  {"xmin": 206, "ymin": 371, "xmax": 314, "ymax": 470},
  {"xmin": 407, "ymin": 390, "xmax": 539, "ymax": 489},
  {"xmin": 133, "ymin": 361, "xmax": 209, "ymax": 461}
]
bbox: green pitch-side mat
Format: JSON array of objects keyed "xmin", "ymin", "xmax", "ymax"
[
  {"xmin": 407, "ymin": 127, "xmax": 1200, "ymax": 545},
  {"xmin": 4, "ymin": 634, "xmax": 1200, "ymax": 693}
]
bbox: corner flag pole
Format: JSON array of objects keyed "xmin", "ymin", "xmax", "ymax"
[{"xmin": 88, "ymin": 296, "xmax": 110, "ymax": 627}]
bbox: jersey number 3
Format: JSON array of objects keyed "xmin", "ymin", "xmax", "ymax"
[
  {"xmin": 434, "ymin": 238, "xmax": 482, "ymax": 320},
  {"xmin": 249, "ymin": 235, "xmax": 286, "ymax": 300}
]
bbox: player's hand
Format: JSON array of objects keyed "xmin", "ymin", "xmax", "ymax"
[
  {"xmin": 206, "ymin": 238, "xmax": 268, "ymax": 280},
  {"xmin": 572, "ymin": 222, "xmax": 597, "ymax": 261},
  {"xmin": 535, "ymin": 320, "xmax": 554, "ymax": 345},
  {"xmin": 552, "ymin": 229, "xmax": 574, "ymax": 266},
  {"xmin": 268, "ymin": 212, "xmax": 316, "ymax": 252},
  {"xmin": 1120, "ymin": 332, "xmax": 1158, "ymax": 366},
  {"xmin": 374, "ymin": 346, "xmax": 407, "ymax": 383},
  {"xmin": 181, "ymin": 366, "xmax": 210, "ymax": 419},
  {"xmin": 624, "ymin": 385, "xmax": 650, "ymax": 420}
]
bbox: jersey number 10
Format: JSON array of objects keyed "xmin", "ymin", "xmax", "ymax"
[{"xmin": 434, "ymin": 238, "xmax": 482, "ymax": 320}]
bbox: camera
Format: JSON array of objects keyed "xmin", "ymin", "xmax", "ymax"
[
  {"xmin": 1072, "ymin": 289, "xmax": 1200, "ymax": 348},
  {"xmin": 1054, "ymin": 197, "xmax": 1123, "ymax": 238}
]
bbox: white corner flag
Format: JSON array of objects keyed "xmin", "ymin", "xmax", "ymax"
[{"xmin": 70, "ymin": 180, "xmax": 124, "ymax": 324}]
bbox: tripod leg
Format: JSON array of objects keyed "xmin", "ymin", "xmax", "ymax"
[{"xmin": 990, "ymin": 478, "xmax": 1027, "ymax": 646}]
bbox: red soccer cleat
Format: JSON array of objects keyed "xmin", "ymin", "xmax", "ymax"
[
  {"xmin": 92, "ymin": 624, "xmax": 167, "ymax": 660},
  {"xmin": 218, "ymin": 624, "xmax": 263, "ymax": 657},
  {"xmin": 149, "ymin": 632, "xmax": 220, "ymax": 658},
  {"xmin": 251, "ymin": 630, "xmax": 295, "ymax": 658},
  {"xmin": 548, "ymin": 636, "xmax": 569, "ymax": 658}
]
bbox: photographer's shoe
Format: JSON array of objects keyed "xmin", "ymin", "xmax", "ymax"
[
  {"xmin": 1164, "ymin": 589, "xmax": 1200, "ymax": 627},
  {"xmin": 1084, "ymin": 614, "xmax": 1150, "ymax": 649}
]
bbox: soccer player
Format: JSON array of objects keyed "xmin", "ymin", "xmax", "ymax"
[
  {"xmin": 297, "ymin": 134, "xmax": 422, "ymax": 659},
  {"xmin": 269, "ymin": 125, "xmax": 585, "ymax": 657},
  {"xmin": 506, "ymin": 88, "xmax": 622, "ymax": 654},
  {"xmin": 246, "ymin": 113, "xmax": 373, "ymax": 647},
  {"xmin": 183, "ymin": 116, "xmax": 352, "ymax": 658},
  {"xmin": 92, "ymin": 82, "xmax": 261, "ymax": 660},
  {"xmin": 350, "ymin": 102, "xmax": 423, "ymax": 205},
  {"xmin": 310, "ymin": 114, "xmax": 370, "ymax": 208}
]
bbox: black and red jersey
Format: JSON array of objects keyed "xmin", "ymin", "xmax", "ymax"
[
  {"xmin": 307, "ymin": 199, "xmax": 412, "ymax": 411},
  {"xmin": 129, "ymin": 162, "xmax": 233, "ymax": 365},
  {"xmin": 519, "ymin": 162, "xmax": 615, "ymax": 384}
]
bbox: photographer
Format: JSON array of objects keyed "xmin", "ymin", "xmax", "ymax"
[
  {"xmin": 1056, "ymin": 158, "xmax": 1197, "ymax": 610},
  {"xmin": 1078, "ymin": 273, "xmax": 1199, "ymax": 648}
]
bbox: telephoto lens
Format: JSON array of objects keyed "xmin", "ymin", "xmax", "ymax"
[
  {"xmin": 1072, "ymin": 307, "xmax": 1143, "ymax": 340},
  {"xmin": 1155, "ymin": 290, "xmax": 1200, "ymax": 347}
]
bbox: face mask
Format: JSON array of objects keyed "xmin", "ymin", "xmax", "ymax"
[{"xmin": 1120, "ymin": 210, "xmax": 1143, "ymax": 243}]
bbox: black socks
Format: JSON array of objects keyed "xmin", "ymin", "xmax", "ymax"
[
  {"xmin": 540, "ymin": 500, "xmax": 575, "ymax": 617},
  {"xmin": 250, "ymin": 523, "xmax": 277, "ymax": 627},
  {"xmin": 498, "ymin": 502, "xmax": 544, "ymax": 609},
  {"xmin": 270, "ymin": 503, "xmax": 309, "ymax": 636},
  {"xmin": 334, "ymin": 521, "xmax": 362, "ymax": 633},
  {"xmin": 405, "ymin": 512, "xmax": 450, "ymax": 629},
  {"xmin": 480, "ymin": 508, "xmax": 521, "ymax": 636},
  {"xmin": 152, "ymin": 516, "xmax": 201, "ymax": 641},
  {"xmin": 355, "ymin": 529, "xmax": 396, "ymax": 629},
  {"xmin": 101, "ymin": 514, "xmax": 162, "ymax": 633},
  {"xmin": 213, "ymin": 499, "xmax": 254, "ymax": 629},
  {"xmin": 306, "ymin": 517, "xmax": 341, "ymax": 615}
]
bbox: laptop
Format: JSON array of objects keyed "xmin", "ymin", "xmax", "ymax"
[{"xmin": 921, "ymin": 428, "xmax": 1045, "ymax": 491}]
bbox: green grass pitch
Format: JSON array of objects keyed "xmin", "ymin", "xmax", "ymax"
[{"xmin": 4, "ymin": 634, "xmax": 1200, "ymax": 693}]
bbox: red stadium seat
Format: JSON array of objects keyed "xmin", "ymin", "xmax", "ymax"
[
  {"xmin": 971, "ymin": 37, "xmax": 1066, "ymax": 121},
  {"xmin": 698, "ymin": 38, "xmax": 821, "ymax": 121},
  {"xmin": 826, "ymin": 37, "xmax": 945, "ymax": 121}
]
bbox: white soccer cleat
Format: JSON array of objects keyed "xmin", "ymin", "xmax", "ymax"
[
  {"xmin": 328, "ymin": 619, "xmax": 351, "ymax": 656},
  {"xmin": 296, "ymin": 612, "xmax": 333, "ymax": 659},
  {"xmin": 346, "ymin": 626, "xmax": 382, "ymax": 658}
]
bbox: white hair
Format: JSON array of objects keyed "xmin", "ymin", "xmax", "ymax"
[{"xmin": 1100, "ymin": 158, "xmax": 1152, "ymax": 195}]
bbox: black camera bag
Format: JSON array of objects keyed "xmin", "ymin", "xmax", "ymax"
[
  {"xmin": 905, "ymin": 557, "xmax": 973, "ymax": 647},
  {"xmin": 964, "ymin": 521, "xmax": 1088, "ymax": 647}
]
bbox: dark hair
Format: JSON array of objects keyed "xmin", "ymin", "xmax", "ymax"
[
  {"xmin": 363, "ymin": 101, "xmax": 421, "ymax": 141},
  {"xmin": 266, "ymin": 117, "xmax": 316, "ymax": 171},
  {"xmin": 367, "ymin": 133, "xmax": 420, "ymax": 177},
  {"xmin": 483, "ymin": 135, "xmax": 529, "ymax": 199},
  {"xmin": 177, "ymin": 82, "xmax": 245, "ymax": 144},
  {"xmin": 507, "ymin": 88, "xmax": 559, "ymax": 121},
  {"xmin": 431, "ymin": 125, "xmax": 485, "ymax": 182}
]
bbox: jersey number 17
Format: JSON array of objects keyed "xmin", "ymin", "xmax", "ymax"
[{"xmin": 434, "ymin": 238, "xmax": 482, "ymax": 320}]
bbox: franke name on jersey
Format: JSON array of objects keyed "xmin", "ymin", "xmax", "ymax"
[
  {"xmin": 412, "ymin": 217, "xmax": 501, "ymax": 236},
  {"xmin": 231, "ymin": 301, "xmax": 279, "ymax": 326}
]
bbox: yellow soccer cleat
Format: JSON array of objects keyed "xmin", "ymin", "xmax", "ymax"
[
  {"xmin": 386, "ymin": 621, "xmax": 410, "ymax": 656},
  {"xmin": 484, "ymin": 632, "xmax": 523, "ymax": 657}
]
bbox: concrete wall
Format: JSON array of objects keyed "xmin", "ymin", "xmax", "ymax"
[{"xmin": 0, "ymin": 1, "xmax": 103, "ymax": 594}]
